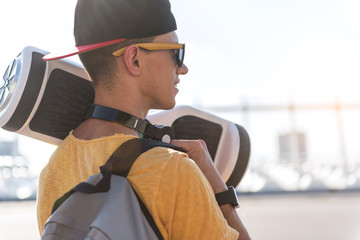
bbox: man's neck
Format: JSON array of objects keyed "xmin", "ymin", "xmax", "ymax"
[
  {"xmin": 78, "ymin": 84, "xmax": 149, "ymax": 140},
  {"xmin": 93, "ymin": 85, "xmax": 149, "ymax": 120}
]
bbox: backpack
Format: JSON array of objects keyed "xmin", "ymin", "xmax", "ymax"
[{"xmin": 41, "ymin": 138, "xmax": 183, "ymax": 240}]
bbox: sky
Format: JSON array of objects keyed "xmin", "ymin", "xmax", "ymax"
[
  {"xmin": 1, "ymin": 0, "xmax": 360, "ymax": 105},
  {"xmin": 1, "ymin": 0, "xmax": 360, "ymax": 173}
]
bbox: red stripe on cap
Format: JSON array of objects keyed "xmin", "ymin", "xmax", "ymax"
[{"xmin": 43, "ymin": 38, "xmax": 126, "ymax": 61}]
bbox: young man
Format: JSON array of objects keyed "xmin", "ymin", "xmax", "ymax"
[{"xmin": 38, "ymin": 0, "xmax": 251, "ymax": 239}]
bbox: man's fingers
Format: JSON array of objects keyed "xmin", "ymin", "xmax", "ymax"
[
  {"xmin": 171, "ymin": 139, "xmax": 206, "ymax": 152},
  {"xmin": 170, "ymin": 139, "xmax": 188, "ymax": 150}
]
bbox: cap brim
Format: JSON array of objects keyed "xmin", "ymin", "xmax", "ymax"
[{"xmin": 43, "ymin": 38, "xmax": 126, "ymax": 61}]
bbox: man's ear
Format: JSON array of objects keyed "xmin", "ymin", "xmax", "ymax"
[{"xmin": 122, "ymin": 45, "xmax": 142, "ymax": 75}]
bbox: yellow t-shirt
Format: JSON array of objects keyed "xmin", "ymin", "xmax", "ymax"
[{"xmin": 37, "ymin": 132, "xmax": 239, "ymax": 239}]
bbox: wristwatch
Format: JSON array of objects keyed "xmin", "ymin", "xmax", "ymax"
[{"xmin": 215, "ymin": 186, "xmax": 239, "ymax": 208}]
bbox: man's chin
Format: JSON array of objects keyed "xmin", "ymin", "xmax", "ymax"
[{"xmin": 152, "ymin": 101, "xmax": 176, "ymax": 111}]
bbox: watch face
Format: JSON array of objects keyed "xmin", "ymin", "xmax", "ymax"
[{"xmin": 0, "ymin": 58, "xmax": 19, "ymax": 111}]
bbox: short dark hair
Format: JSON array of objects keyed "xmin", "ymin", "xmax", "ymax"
[{"xmin": 79, "ymin": 36, "xmax": 155, "ymax": 89}]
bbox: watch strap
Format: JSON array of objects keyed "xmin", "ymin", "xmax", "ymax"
[{"xmin": 215, "ymin": 186, "xmax": 239, "ymax": 208}]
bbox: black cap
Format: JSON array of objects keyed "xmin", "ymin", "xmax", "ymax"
[{"xmin": 44, "ymin": 0, "xmax": 177, "ymax": 61}]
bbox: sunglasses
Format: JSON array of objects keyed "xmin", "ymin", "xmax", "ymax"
[{"xmin": 112, "ymin": 43, "xmax": 185, "ymax": 67}]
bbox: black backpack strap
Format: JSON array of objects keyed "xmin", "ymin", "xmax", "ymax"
[
  {"xmin": 65, "ymin": 138, "xmax": 183, "ymax": 195},
  {"xmin": 133, "ymin": 185, "xmax": 163, "ymax": 240},
  {"xmin": 51, "ymin": 137, "xmax": 184, "ymax": 240},
  {"xmin": 51, "ymin": 189, "xmax": 75, "ymax": 214},
  {"xmin": 105, "ymin": 138, "xmax": 183, "ymax": 240},
  {"xmin": 104, "ymin": 137, "xmax": 184, "ymax": 176}
]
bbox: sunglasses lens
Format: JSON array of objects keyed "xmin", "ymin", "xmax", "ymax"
[{"xmin": 176, "ymin": 47, "xmax": 184, "ymax": 67}]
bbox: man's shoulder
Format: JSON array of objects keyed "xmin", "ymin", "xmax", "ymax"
[
  {"xmin": 133, "ymin": 145, "xmax": 197, "ymax": 177},
  {"xmin": 140, "ymin": 144, "xmax": 189, "ymax": 164},
  {"xmin": 54, "ymin": 132, "xmax": 135, "ymax": 152},
  {"xmin": 47, "ymin": 133, "xmax": 136, "ymax": 168}
]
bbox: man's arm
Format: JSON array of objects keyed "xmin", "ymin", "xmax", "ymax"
[{"xmin": 171, "ymin": 139, "xmax": 251, "ymax": 240}]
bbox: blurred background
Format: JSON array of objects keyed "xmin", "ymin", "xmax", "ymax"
[{"xmin": 1, "ymin": 0, "xmax": 360, "ymax": 239}]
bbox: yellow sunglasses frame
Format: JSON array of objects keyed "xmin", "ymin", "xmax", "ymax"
[{"xmin": 112, "ymin": 43, "xmax": 184, "ymax": 57}]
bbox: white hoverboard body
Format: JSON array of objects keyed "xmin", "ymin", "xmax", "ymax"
[
  {"xmin": 0, "ymin": 46, "xmax": 250, "ymax": 186},
  {"xmin": 147, "ymin": 107, "xmax": 250, "ymax": 187},
  {"xmin": 0, "ymin": 46, "xmax": 93, "ymax": 145}
]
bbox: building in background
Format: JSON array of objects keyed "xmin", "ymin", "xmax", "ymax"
[
  {"xmin": 203, "ymin": 100, "xmax": 360, "ymax": 194},
  {"xmin": 0, "ymin": 137, "xmax": 37, "ymax": 200}
]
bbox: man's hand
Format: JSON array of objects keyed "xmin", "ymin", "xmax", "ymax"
[{"xmin": 170, "ymin": 139, "xmax": 228, "ymax": 194}]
